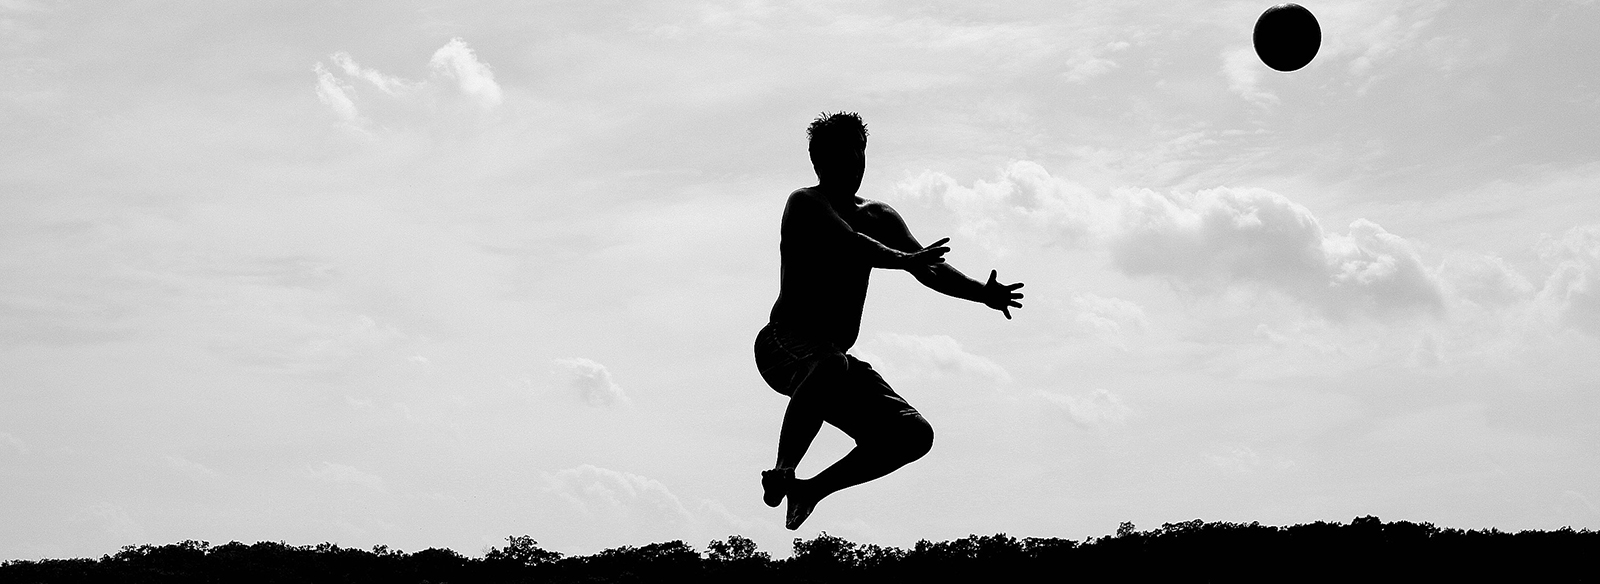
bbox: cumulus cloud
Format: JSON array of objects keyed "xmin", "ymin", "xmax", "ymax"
[
  {"xmin": 896, "ymin": 161, "xmax": 1448, "ymax": 321},
  {"xmin": 537, "ymin": 464, "xmax": 760, "ymax": 552},
  {"xmin": 1437, "ymin": 252, "xmax": 1536, "ymax": 308},
  {"xmin": 429, "ymin": 38, "xmax": 503, "ymax": 108},
  {"xmin": 896, "ymin": 162, "xmax": 1103, "ymax": 255},
  {"xmin": 1538, "ymin": 224, "xmax": 1600, "ymax": 334},
  {"xmin": 553, "ymin": 357, "xmax": 631, "ymax": 407},
  {"xmin": 1067, "ymin": 292, "xmax": 1150, "ymax": 348},
  {"xmin": 312, "ymin": 37, "xmax": 502, "ymax": 129},
  {"xmin": 1038, "ymin": 388, "xmax": 1131, "ymax": 427},
  {"xmin": 543, "ymin": 464, "xmax": 693, "ymax": 541},
  {"xmin": 866, "ymin": 332, "xmax": 1012, "ymax": 384}
]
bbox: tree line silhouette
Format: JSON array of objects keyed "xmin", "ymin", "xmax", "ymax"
[{"xmin": 3, "ymin": 516, "xmax": 1594, "ymax": 582}]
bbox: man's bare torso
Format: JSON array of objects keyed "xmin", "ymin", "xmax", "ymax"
[{"xmin": 768, "ymin": 187, "xmax": 895, "ymax": 350}]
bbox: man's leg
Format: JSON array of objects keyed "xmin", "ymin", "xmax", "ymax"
[
  {"xmin": 797, "ymin": 414, "xmax": 932, "ymax": 499},
  {"xmin": 785, "ymin": 359, "xmax": 933, "ymax": 529},
  {"xmin": 774, "ymin": 371, "xmax": 830, "ymax": 470},
  {"xmin": 765, "ymin": 353, "xmax": 849, "ymax": 507}
]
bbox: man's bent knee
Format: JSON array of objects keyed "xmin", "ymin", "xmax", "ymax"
[{"xmin": 894, "ymin": 415, "xmax": 934, "ymax": 464}]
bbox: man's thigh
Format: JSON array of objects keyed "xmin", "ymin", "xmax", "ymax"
[
  {"xmin": 755, "ymin": 323, "xmax": 850, "ymax": 398},
  {"xmin": 822, "ymin": 355, "xmax": 927, "ymax": 443}
]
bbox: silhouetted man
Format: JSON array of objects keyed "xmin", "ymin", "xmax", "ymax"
[{"xmin": 755, "ymin": 112, "xmax": 1024, "ymax": 529}]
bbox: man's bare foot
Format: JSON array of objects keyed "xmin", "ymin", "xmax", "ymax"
[
  {"xmin": 785, "ymin": 480, "xmax": 819, "ymax": 530},
  {"xmin": 761, "ymin": 468, "xmax": 793, "ymax": 508}
]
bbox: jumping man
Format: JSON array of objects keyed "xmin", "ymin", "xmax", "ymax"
[{"xmin": 754, "ymin": 112, "xmax": 1025, "ymax": 530}]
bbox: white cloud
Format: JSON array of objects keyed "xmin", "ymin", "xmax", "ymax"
[
  {"xmin": 331, "ymin": 51, "xmax": 414, "ymax": 95},
  {"xmin": 1538, "ymin": 224, "xmax": 1600, "ymax": 335},
  {"xmin": 1062, "ymin": 41, "xmax": 1129, "ymax": 84},
  {"xmin": 312, "ymin": 37, "xmax": 502, "ymax": 130},
  {"xmin": 535, "ymin": 464, "xmax": 764, "ymax": 554},
  {"xmin": 553, "ymin": 357, "xmax": 631, "ymax": 407},
  {"xmin": 312, "ymin": 62, "xmax": 360, "ymax": 123},
  {"xmin": 1323, "ymin": 1, "xmax": 1447, "ymax": 78},
  {"xmin": 895, "ymin": 162, "xmax": 1104, "ymax": 256},
  {"xmin": 1205, "ymin": 444, "xmax": 1294, "ymax": 473},
  {"xmin": 430, "ymin": 38, "xmax": 503, "ymax": 108},
  {"xmin": 305, "ymin": 461, "xmax": 387, "ymax": 493},
  {"xmin": 207, "ymin": 311, "xmax": 409, "ymax": 380},
  {"xmin": 1039, "ymin": 388, "xmax": 1130, "ymax": 428},
  {"xmin": 897, "ymin": 161, "xmax": 1448, "ymax": 321},
  {"xmin": 867, "ymin": 332, "xmax": 1012, "ymax": 385},
  {"xmin": 1438, "ymin": 252, "xmax": 1536, "ymax": 308},
  {"xmin": 1221, "ymin": 46, "xmax": 1278, "ymax": 106},
  {"xmin": 543, "ymin": 464, "xmax": 693, "ymax": 542},
  {"xmin": 1068, "ymin": 292, "xmax": 1149, "ymax": 348}
]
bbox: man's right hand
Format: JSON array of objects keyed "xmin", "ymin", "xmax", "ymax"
[{"xmin": 893, "ymin": 237, "xmax": 950, "ymax": 270}]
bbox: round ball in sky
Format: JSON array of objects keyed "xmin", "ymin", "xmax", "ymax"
[{"xmin": 1253, "ymin": 3, "xmax": 1321, "ymax": 72}]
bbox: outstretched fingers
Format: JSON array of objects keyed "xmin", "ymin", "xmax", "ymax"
[{"xmin": 986, "ymin": 270, "xmax": 1024, "ymax": 319}]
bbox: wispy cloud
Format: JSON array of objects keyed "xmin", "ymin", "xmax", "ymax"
[
  {"xmin": 1221, "ymin": 46, "xmax": 1277, "ymax": 106},
  {"xmin": 330, "ymin": 52, "xmax": 415, "ymax": 95},
  {"xmin": 1538, "ymin": 224, "xmax": 1600, "ymax": 334},
  {"xmin": 429, "ymin": 38, "xmax": 502, "ymax": 108},
  {"xmin": 866, "ymin": 332, "xmax": 1012, "ymax": 385},
  {"xmin": 552, "ymin": 357, "xmax": 632, "ymax": 407},
  {"xmin": 1067, "ymin": 292, "xmax": 1150, "ymax": 349},
  {"xmin": 313, "ymin": 62, "xmax": 361, "ymax": 124},
  {"xmin": 543, "ymin": 464, "xmax": 692, "ymax": 540},
  {"xmin": 304, "ymin": 461, "xmax": 387, "ymax": 493},
  {"xmin": 1038, "ymin": 388, "xmax": 1131, "ymax": 428},
  {"xmin": 312, "ymin": 37, "xmax": 502, "ymax": 130},
  {"xmin": 69, "ymin": 502, "xmax": 145, "ymax": 543},
  {"xmin": 0, "ymin": 431, "xmax": 27, "ymax": 456},
  {"xmin": 163, "ymin": 455, "xmax": 220, "ymax": 482},
  {"xmin": 1062, "ymin": 40, "xmax": 1129, "ymax": 84}
]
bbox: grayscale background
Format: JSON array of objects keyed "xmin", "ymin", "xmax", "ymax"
[{"xmin": 3, "ymin": 0, "xmax": 1597, "ymax": 560}]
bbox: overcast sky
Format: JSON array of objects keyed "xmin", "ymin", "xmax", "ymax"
[{"xmin": 3, "ymin": 0, "xmax": 1598, "ymax": 560}]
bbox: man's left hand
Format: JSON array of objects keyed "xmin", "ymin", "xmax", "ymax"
[{"xmin": 982, "ymin": 270, "xmax": 1024, "ymax": 319}]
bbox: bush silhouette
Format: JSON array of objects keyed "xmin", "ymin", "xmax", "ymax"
[{"xmin": 3, "ymin": 517, "xmax": 1595, "ymax": 583}]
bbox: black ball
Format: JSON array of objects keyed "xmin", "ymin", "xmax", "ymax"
[{"xmin": 1253, "ymin": 3, "xmax": 1321, "ymax": 72}]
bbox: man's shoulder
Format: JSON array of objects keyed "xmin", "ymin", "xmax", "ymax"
[
  {"xmin": 791, "ymin": 186, "xmax": 839, "ymax": 199},
  {"xmin": 857, "ymin": 198, "xmax": 901, "ymax": 219},
  {"xmin": 785, "ymin": 187, "xmax": 824, "ymax": 205}
]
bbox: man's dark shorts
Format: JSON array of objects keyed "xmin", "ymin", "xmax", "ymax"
[{"xmin": 754, "ymin": 322, "xmax": 926, "ymax": 443}]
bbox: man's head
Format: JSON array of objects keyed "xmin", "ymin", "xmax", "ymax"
[{"xmin": 807, "ymin": 112, "xmax": 867, "ymax": 190}]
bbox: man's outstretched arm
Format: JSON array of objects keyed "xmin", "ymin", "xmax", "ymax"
[
  {"xmin": 910, "ymin": 264, "xmax": 1025, "ymax": 319},
  {"xmin": 866, "ymin": 202, "xmax": 1025, "ymax": 318},
  {"xmin": 784, "ymin": 189, "xmax": 949, "ymax": 270}
]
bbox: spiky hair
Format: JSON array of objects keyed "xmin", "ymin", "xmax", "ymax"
[{"xmin": 806, "ymin": 111, "xmax": 868, "ymax": 156}]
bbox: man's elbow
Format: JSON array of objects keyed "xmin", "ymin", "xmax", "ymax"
[{"xmin": 908, "ymin": 265, "xmax": 941, "ymax": 285}]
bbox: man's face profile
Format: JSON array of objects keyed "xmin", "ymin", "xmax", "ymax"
[{"xmin": 816, "ymin": 130, "xmax": 866, "ymax": 189}]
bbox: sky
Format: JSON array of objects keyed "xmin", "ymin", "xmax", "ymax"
[{"xmin": 3, "ymin": 0, "xmax": 1598, "ymax": 561}]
